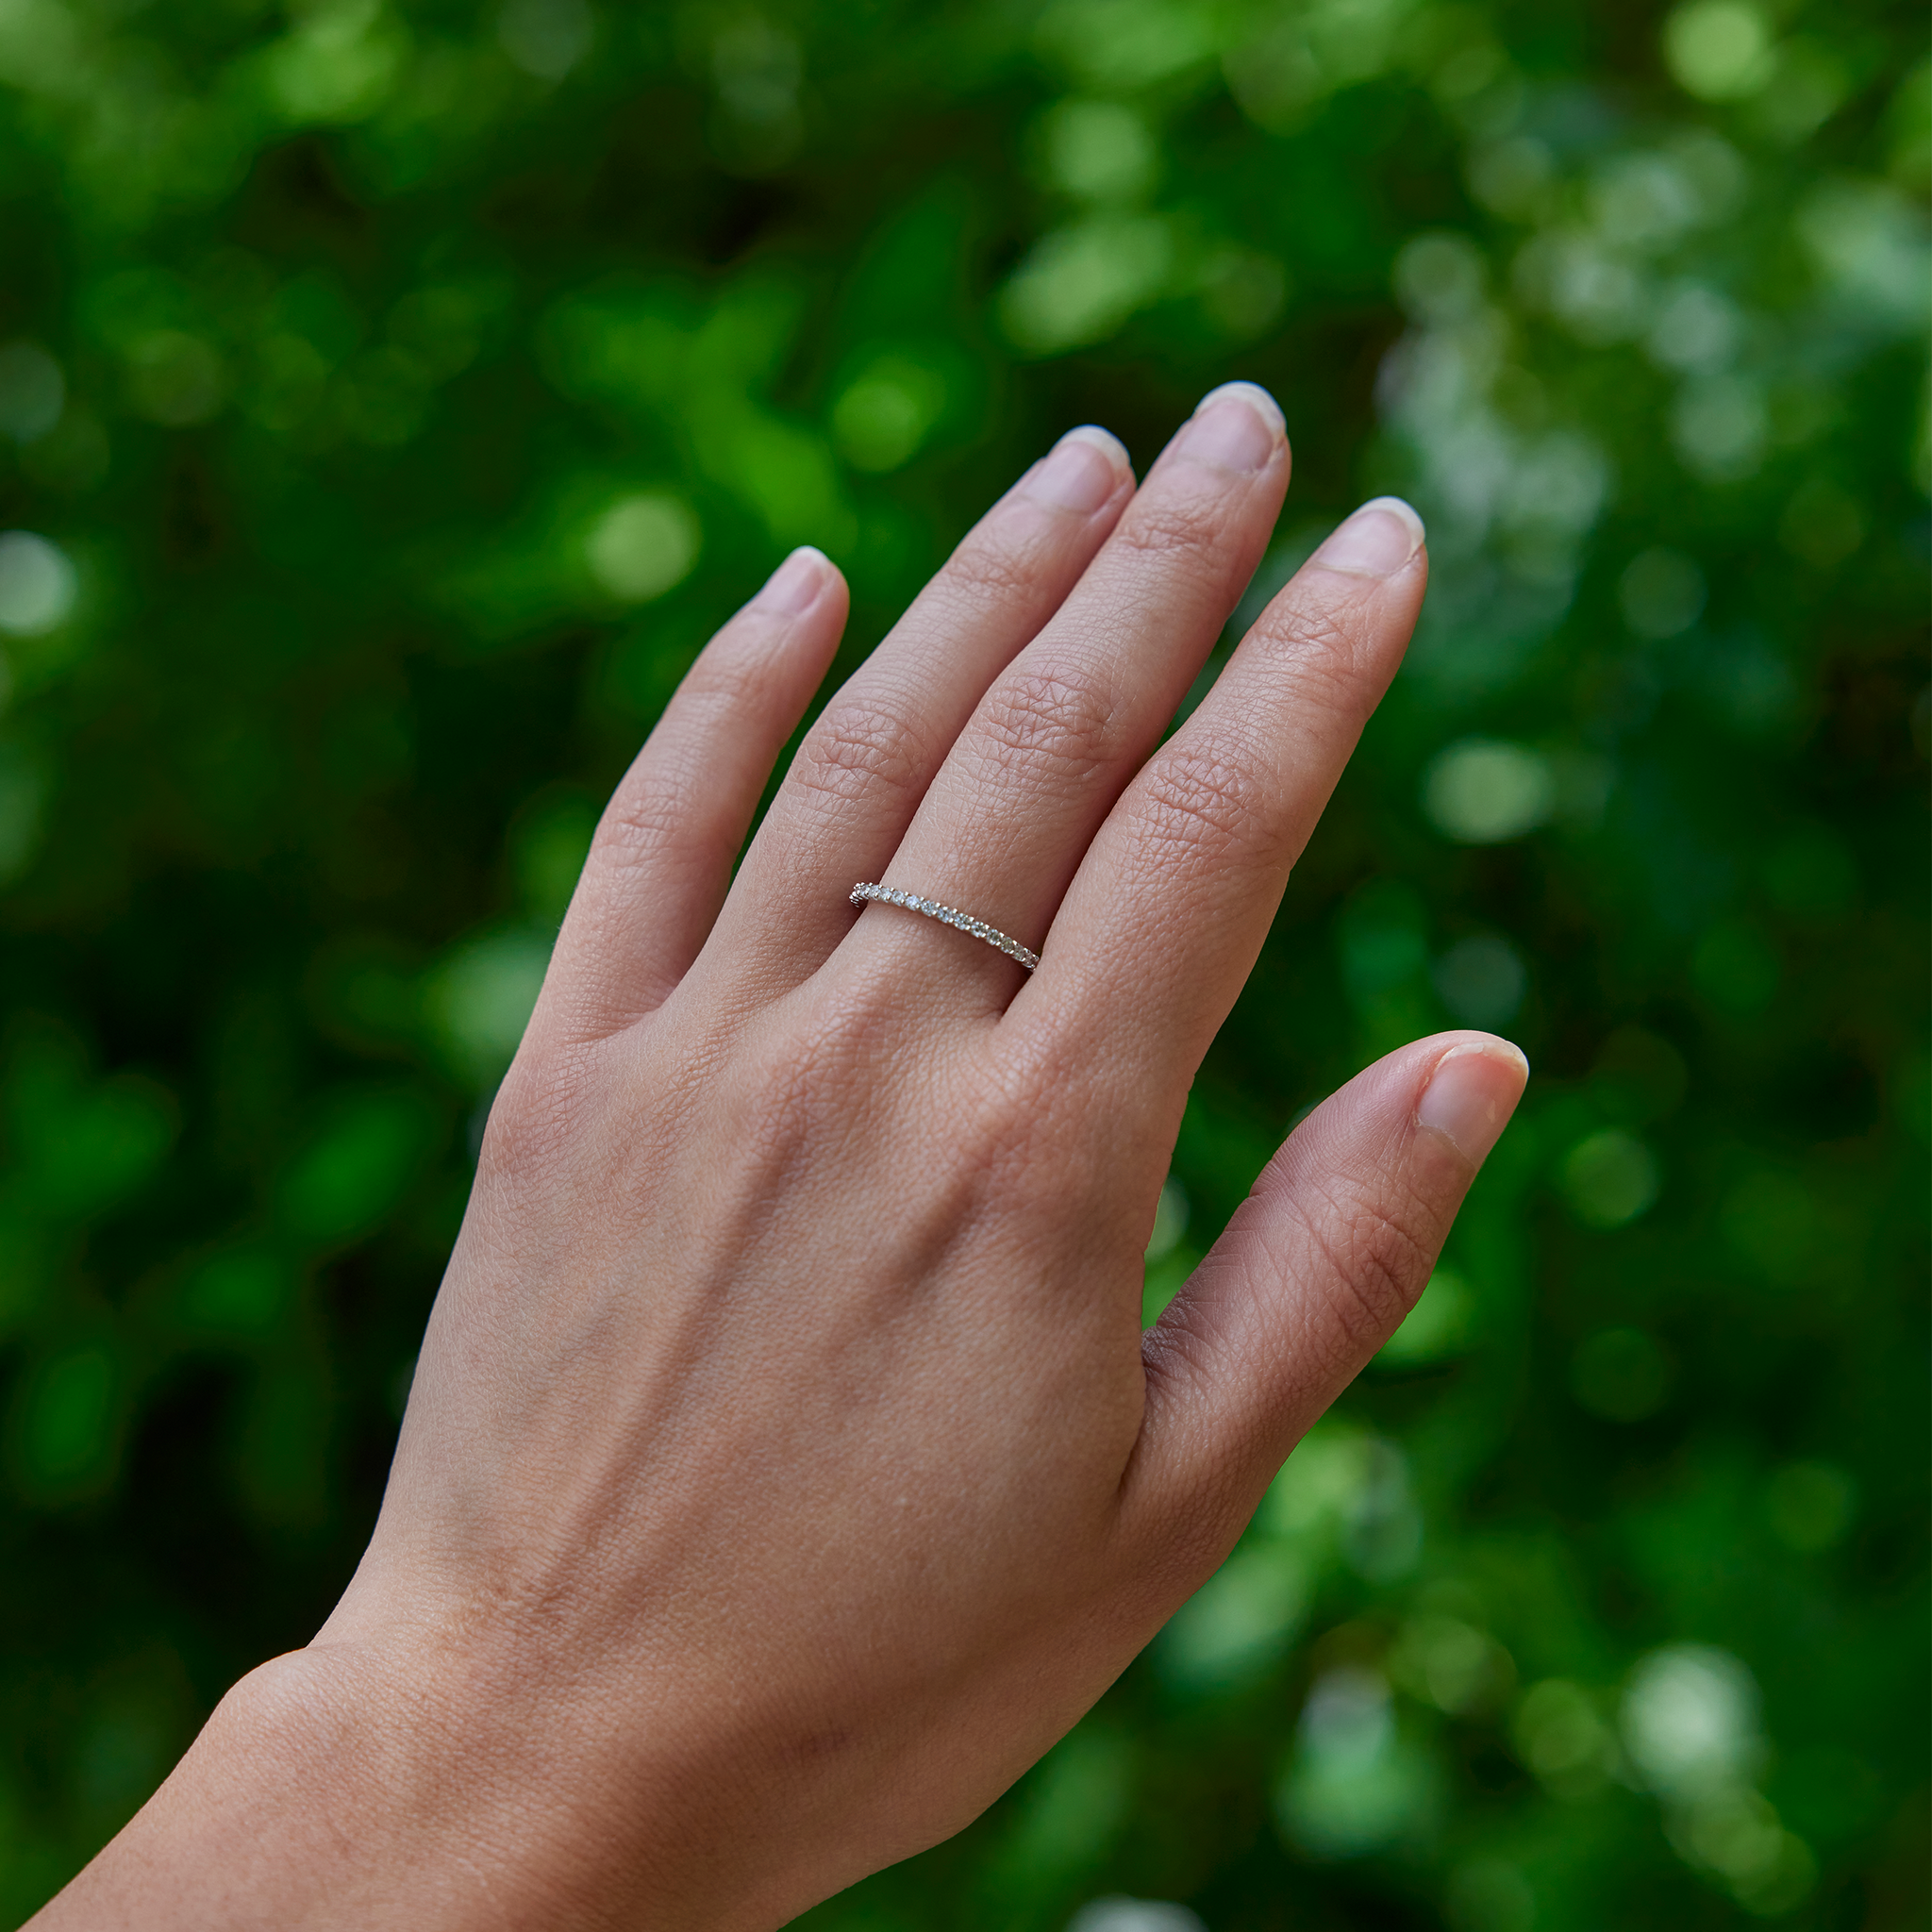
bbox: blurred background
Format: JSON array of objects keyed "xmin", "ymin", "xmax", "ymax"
[{"xmin": 0, "ymin": 0, "xmax": 1924, "ymax": 1924}]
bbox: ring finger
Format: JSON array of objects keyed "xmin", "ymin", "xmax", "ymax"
[{"xmin": 696, "ymin": 425, "xmax": 1138, "ymax": 1004}]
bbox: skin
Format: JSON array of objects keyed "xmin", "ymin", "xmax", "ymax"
[{"xmin": 34, "ymin": 383, "xmax": 1526, "ymax": 1931}]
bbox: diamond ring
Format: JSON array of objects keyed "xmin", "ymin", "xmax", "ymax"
[{"xmin": 849, "ymin": 883, "xmax": 1039, "ymax": 972}]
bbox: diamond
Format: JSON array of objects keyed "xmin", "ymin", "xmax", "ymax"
[{"xmin": 847, "ymin": 882, "xmax": 1035, "ymax": 971}]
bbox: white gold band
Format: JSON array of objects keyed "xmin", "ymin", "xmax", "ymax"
[{"xmin": 849, "ymin": 883, "xmax": 1040, "ymax": 972}]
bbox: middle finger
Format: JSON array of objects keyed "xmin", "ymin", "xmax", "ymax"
[{"xmin": 849, "ymin": 383, "xmax": 1290, "ymax": 1000}]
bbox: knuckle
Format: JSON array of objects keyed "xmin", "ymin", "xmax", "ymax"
[
  {"xmin": 584, "ymin": 640, "xmax": 783, "ymax": 877},
  {"xmin": 969, "ymin": 664, "xmax": 1123, "ymax": 790},
  {"xmin": 591, "ymin": 766, "xmax": 692, "ymax": 876},
  {"xmin": 736, "ymin": 1035, "xmax": 851, "ymax": 1171},
  {"xmin": 1297, "ymin": 1178, "xmax": 1440, "ymax": 1356},
  {"xmin": 939, "ymin": 531, "xmax": 1042, "ymax": 608},
  {"xmin": 785, "ymin": 696, "xmax": 932, "ymax": 812},
  {"xmin": 675, "ymin": 641, "xmax": 767, "ymax": 717},
  {"xmin": 727, "ymin": 996, "xmax": 956, "ymax": 1218},
  {"xmin": 1123, "ymin": 742, "xmax": 1274, "ymax": 876},
  {"xmin": 1119, "ymin": 492, "xmax": 1226, "ymax": 567},
  {"xmin": 751, "ymin": 980, "xmax": 907, "ymax": 1119},
  {"xmin": 1250, "ymin": 600, "xmax": 1378, "ymax": 720},
  {"xmin": 477, "ymin": 1031, "xmax": 598, "ymax": 1187}
]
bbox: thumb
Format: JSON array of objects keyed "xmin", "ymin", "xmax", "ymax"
[{"xmin": 1124, "ymin": 1031, "xmax": 1527, "ymax": 1567}]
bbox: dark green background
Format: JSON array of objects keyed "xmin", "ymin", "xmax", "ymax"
[{"xmin": 0, "ymin": 0, "xmax": 1924, "ymax": 1925}]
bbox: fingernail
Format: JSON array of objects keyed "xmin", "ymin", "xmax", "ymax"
[
  {"xmin": 1314, "ymin": 497, "xmax": 1424, "ymax": 577},
  {"xmin": 758, "ymin": 545, "xmax": 829, "ymax": 616},
  {"xmin": 1178, "ymin": 381, "xmax": 1283, "ymax": 474},
  {"xmin": 1025, "ymin": 425, "xmax": 1130, "ymax": 512},
  {"xmin": 1417, "ymin": 1041, "xmax": 1529, "ymax": 1165}
]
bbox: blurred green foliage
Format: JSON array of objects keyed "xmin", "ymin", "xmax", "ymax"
[{"xmin": 0, "ymin": 0, "xmax": 1924, "ymax": 1924}]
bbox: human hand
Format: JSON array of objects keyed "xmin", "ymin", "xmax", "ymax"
[{"xmin": 39, "ymin": 383, "xmax": 1524, "ymax": 1931}]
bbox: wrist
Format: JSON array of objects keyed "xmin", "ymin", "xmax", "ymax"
[{"xmin": 32, "ymin": 1633, "xmax": 746, "ymax": 1932}]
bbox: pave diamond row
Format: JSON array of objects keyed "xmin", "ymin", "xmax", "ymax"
[{"xmin": 848, "ymin": 882, "xmax": 1040, "ymax": 972}]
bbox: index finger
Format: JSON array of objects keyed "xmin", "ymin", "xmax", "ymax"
[{"xmin": 1025, "ymin": 497, "xmax": 1428, "ymax": 1092}]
